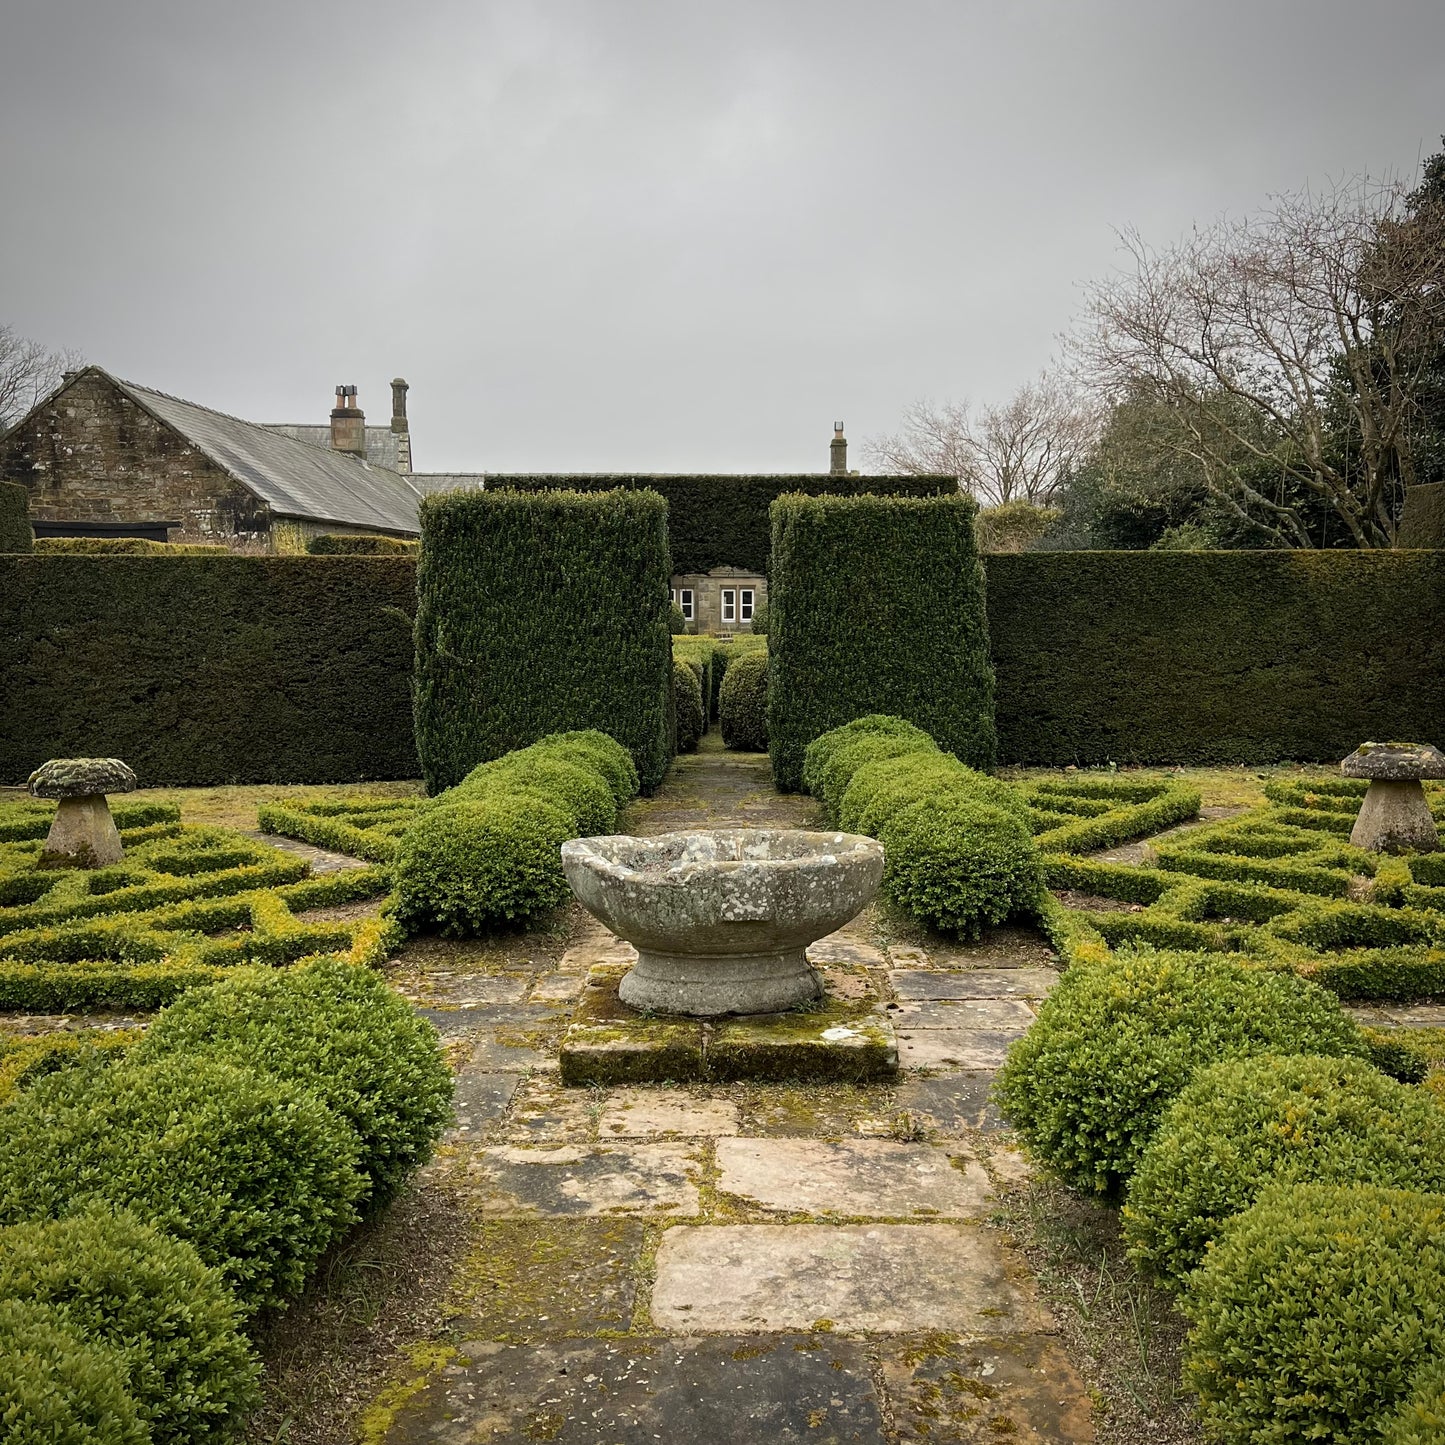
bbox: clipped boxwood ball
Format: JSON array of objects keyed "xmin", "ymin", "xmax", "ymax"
[
  {"xmin": 0, "ymin": 1207, "xmax": 258, "ymax": 1444},
  {"xmin": 994, "ymin": 949, "xmax": 1371, "ymax": 1195},
  {"xmin": 719, "ymin": 651, "xmax": 769, "ymax": 752},
  {"xmin": 135, "ymin": 959, "xmax": 452, "ymax": 1209},
  {"xmin": 673, "ymin": 658, "xmax": 705, "ymax": 753},
  {"xmin": 1123, "ymin": 1053, "xmax": 1445, "ymax": 1284},
  {"xmin": 0, "ymin": 1300, "xmax": 147, "ymax": 1445},
  {"xmin": 838, "ymin": 750, "xmax": 1030, "ymax": 836},
  {"xmin": 1183, "ymin": 1183, "xmax": 1445, "ymax": 1445},
  {"xmin": 814, "ymin": 726, "xmax": 937, "ymax": 821},
  {"xmin": 533, "ymin": 730, "xmax": 639, "ymax": 805},
  {"xmin": 801, "ymin": 714, "xmax": 934, "ymax": 798},
  {"xmin": 453, "ymin": 755, "xmax": 616, "ymax": 836},
  {"xmin": 880, "ymin": 798, "xmax": 1041, "ymax": 938},
  {"xmin": 0, "ymin": 1056, "xmax": 364, "ymax": 1311},
  {"xmin": 1384, "ymin": 1355, "xmax": 1445, "ymax": 1445},
  {"xmin": 393, "ymin": 797, "xmax": 576, "ymax": 935}
]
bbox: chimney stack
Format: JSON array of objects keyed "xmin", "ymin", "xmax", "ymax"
[
  {"xmin": 390, "ymin": 377, "xmax": 411, "ymax": 472},
  {"xmin": 330, "ymin": 385, "xmax": 366, "ymax": 456},
  {"xmin": 830, "ymin": 421, "xmax": 847, "ymax": 476}
]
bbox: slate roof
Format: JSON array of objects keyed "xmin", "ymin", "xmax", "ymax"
[
  {"xmin": 261, "ymin": 422, "xmax": 404, "ymax": 472},
  {"xmin": 111, "ymin": 375, "xmax": 425, "ymax": 534}
]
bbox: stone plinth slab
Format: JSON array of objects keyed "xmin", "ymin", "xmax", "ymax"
[
  {"xmin": 599, "ymin": 1089, "xmax": 741, "ymax": 1137},
  {"xmin": 560, "ymin": 966, "xmax": 898, "ymax": 1085},
  {"xmin": 465, "ymin": 1142, "xmax": 701, "ymax": 1217},
  {"xmin": 883, "ymin": 1334, "xmax": 1095, "ymax": 1443},
  {"xmin": 890, "ymin": 969, "xmax": 1059, "ymax": 1001},
  {"xmin": 651, "ymin": 1224, "xmax": 1050, "ymax": 1335},
  {"xmin": 383, "ymin": 1335, "xmax": 887, "ymax": 1445},
  {"xmin": 715, "ymin": 1138, "xmax": 991, "ymax": 1217}
]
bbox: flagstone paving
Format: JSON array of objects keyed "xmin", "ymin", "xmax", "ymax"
[{"xmin": 380, "ymin": 748, "xmax": 1095, "ymax": 1443}]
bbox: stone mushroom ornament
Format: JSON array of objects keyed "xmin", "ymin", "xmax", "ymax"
[
  {"xmin": 1341, "ymin": 742, "xmax": 1444, "ymax": 854},
  {"xmin": 27, "ymin": 758, "xmax": 138, "ymax": 869}
]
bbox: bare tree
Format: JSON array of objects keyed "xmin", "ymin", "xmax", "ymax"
[
  {"xmin": 1074, "ymin": 176, "xmax": 1445, "ymax": 547},
  {"xmin": 866, "ymin": 370, "xmax": 1098, "ymax": 506},
  {"xmin": 0, "ymin": 325, "xmax": 80, "ymax": 431}
]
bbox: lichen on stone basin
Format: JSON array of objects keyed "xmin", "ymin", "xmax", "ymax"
[{"xmin": 561, "ymin": 829, "xmax": 884, "ymax": 1018}]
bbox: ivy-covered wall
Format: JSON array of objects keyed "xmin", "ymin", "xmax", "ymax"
[
  {"xmin": 489, "ymin": 474, "xmax": 955, "ymax": 575},
  {"xmin": 0, "ymin": 556, "xmax": 417, "ymax": 785},
  {"xmin": 987, "ymin": 551, "xmax": 1445, "ymax": 765}
]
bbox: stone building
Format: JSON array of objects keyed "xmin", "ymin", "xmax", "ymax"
[{"xmin": 0, "ymin": 367, "xmax": 434, "ymax": 548}]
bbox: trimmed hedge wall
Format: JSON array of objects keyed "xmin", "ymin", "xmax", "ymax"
[
  {"xmin": 1399, "ymin": 482, "xmax": 1445, "ymax": 547},
  {"xmin": 414, "ymin": 489, "xmax": 673, "ymax": 793},
  {"xmin": 768, "ymin": 493, "xmax": 996, "ymax": 790},
  {"xmin": 987, "ymin": 551, "xmax": 1445, "ymax": 766},
  {"xmin": 491, "ymin": 474, "xmax": 955, "ymax": 575},
  {"xmin": 0, "ymin": 480, "xmax": 31, "ymax": 553},
  {"xmin": 0, "ymin": 556, "xmax": 418, "ymax": 786},
  {"xmin": 307, "ymin": 533, "xmax": 418, "ymax": 555}
]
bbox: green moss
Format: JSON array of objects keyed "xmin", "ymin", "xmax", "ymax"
[{"xmin": 357, "ymin": 1340, "xmax": 460, "ymax": 1445}]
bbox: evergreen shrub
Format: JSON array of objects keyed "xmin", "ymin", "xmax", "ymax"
[
  {"xmin": 0, "ymin": 480, "xmax": 32, "ymax": 552},
  {"xmin": 719, "ymin": 651, "xmax": 768, "ymax": 751},
  {"xmin": 0, "ymin": 1055, "xmax": 365, "ymax": 1309},
  {"xmin": 1385, "ymin": 1355, "xmax": 1445, "ymax": 1445},
  {"xmin": 135, "ymin": 960, "xmax": 452, "ymax": 1208},
  {"xmin": 987, "ymin": 551, "xmax": 1445, "ymax": 765},
  {"xmin": 768, "ymin": 493, "xmax": 996, "ymax": 790},
  {"xmin": 748, "ymin": 599, "xmax": 768, "ymax": 635},
  {"xmin": 414, "ymin": 489, "xmax": 673, "ymax": 792},
  {"xmin": 1183, "ymin": 1184, "xmax": 1445, "ymax": 1444},
  {"xmin": 392, "ymin": 730, "xmax": 638, "ymax": 934},
  {"xmin": 1123, "ymin": 1053, "xmax": 1445, "ymax": 1283},
  {"xmin": 0, "ymin": 556, "xmax": 418, "ymax": 785},
  {"xmin": 0, "ymin": 1208, "xmax": 259, "ymax": 1443},
  {"xmin": 306, "ymin": 533, "xmax": 417, "ymax": 555},
  {"xmin": 31, "ymin": 538, "xmax": 229, "ymax": 555},
  {"xmin": 995, "ymin": 948, "xmax": 1371, "ymax": 1194},
  {"xmin": 492, "ymin": 473, "xmax": 954, "ymax": 575},
  {"xmin": 1398, "ymin": 482, "xmax": 1445, "ymax": 547},
  {"xmin": 673, "ymin": 659, "xmax": 704, "ymax": 753},
  {"xmin": 669, "ymin": 601, "xmax": 687, "ymax": 634},
  {"xmin": 0, "ymin": 1299, "xmax": 146, "ymax": 1445}
]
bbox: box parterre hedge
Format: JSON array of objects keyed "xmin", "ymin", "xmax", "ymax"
[
  {"xmin": 414, "ymin": 489, "xmax": 673, "ymax": 794},
  {"xmin": 0, "ymin": 555, "xmax": 418, "ymax": 786},
  {"xmin": 987, "ymin": 550, "xmax": 1445, "ymax": 766},
  {"xmin": 768, "ymin": 494, "xmax": 997, "ymax": 790},
  {"xmin": 490, "ymin": 473, "xmax": 955, "ymax": 576}
]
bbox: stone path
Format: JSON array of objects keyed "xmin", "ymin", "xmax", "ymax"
[{"xmin": 383, "ymin": 749, "xmax": 1094, "ymax": 1443}]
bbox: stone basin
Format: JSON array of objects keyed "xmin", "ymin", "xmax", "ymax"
[{"xmin": 560, "ymin": 829, "xmax": 885, "ymax": 1017}]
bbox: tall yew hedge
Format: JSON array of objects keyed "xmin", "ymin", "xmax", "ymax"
[
  {"xmin": 0, "ymin": 556, "xmax": 417, "ymax": 785},
  {"xmin": 490, "ymin": 474, "xmax": 955, "ymax": 575},
  {"xmin": 0, "ymin": 481, "xmax": 31, "ymax": 553},
  {"xmin": 767, "ymin": 493, "xmax": 996, "ymax": 790},
  {"xmin": 987, "ymin": 551, "xmax": 1445, "ymax": 765},
  {"xmin": 414, "ymin": 488, "xmax": 674, "ymax": 793}
]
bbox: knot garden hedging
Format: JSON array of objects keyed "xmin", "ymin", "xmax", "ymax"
[{"xmin": 413, "ymin": 488, "xmax": 673, "ymax": 794}]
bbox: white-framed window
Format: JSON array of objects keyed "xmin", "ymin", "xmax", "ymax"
[
  {"xmin": 678, "ymin": 588, "xmax": 694, "ymax": 621},
  {"xmin": 721, "ymin": 589, "xmax": 736, "ymax": 624},
  {"xmin": 740, "ymin": 589, "xmax": 754, "ymax": 622}
]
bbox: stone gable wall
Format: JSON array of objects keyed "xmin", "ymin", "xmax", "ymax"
[{"xmin": 0, "ymin": 373, "xmax": 271, "ymax": 546}]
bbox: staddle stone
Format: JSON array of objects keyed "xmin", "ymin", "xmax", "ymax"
[
  {"xmin": 27, "ymin": 757, "xmax": 137, "ymax": 869},
  {"xmin": 1340, "ymin": 742, "xmax": 1443, "ymax": 854}
]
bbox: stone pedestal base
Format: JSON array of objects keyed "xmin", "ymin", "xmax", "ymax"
[
  {"xmin": 619, "ymin": 949, "xmax": 823, "ymax": 1018},
  {"xmin": 1351, "ymin": 780, "xmax": 1440, "ymax": 854},
  {"xmin": 38, "ymin": 794, "xmax": 123, "ymax": 869}
]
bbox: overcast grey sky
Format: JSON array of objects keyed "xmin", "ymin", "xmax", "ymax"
[{"xmin": 3, "ymin": 1, "xmax": 1443, "ymax": 473}]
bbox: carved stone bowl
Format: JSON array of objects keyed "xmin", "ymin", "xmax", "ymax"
[{"xmin": 560, "ymin": 829, "xmax": 884, "ymax": 1017}]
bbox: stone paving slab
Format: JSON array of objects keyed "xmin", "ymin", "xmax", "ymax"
[
  {"xmin": 406, "ymin": 975, "xmax": 531, "ymax": 1006},
  {"xmin": 385, "ymin": 1335, "xmax": 887, "ymax": 1444},
  {"xmin": 895, "ymin": 1075, "xmax": 1005, "ymax": 1134},
  {"xmin": 890, "ymin": 969, "xmax": 1059, "ymax": 1001},
  {"xmin": 449, "ymin": 1219, "xmax": 645, "ymax": 1339},
  {"xmin": 883, "ymin": 1333, "xmax": 1095, "ymax": 1443},
  {"xmin": 897, "ymin": 1030, "xmax": 1021, "ymax": 1072},
  {"xmin": 244, "ymin": 830, "xmax": 369, "ymax": 873},
  {"xmin": 1350, "ymin": 1004, "xmax": 1445, "ymax": 1028},
  {"xmin": 416, "ymin": 1002, "xmax": 563, "ymax": 1037},
  {"xmin": 447, "ymin": 1074, "xmax": 520, "ymax": 1139},
  {"xmin": 497, "ymin": 1076, "xmax": 600, "ymax": 1142},
  {"xmin": 598, "ymin": 1089, "xmax": 740, "ymax": 1138},
  {"xmin": 467, "ymin": 1034, "xmax": 554, "ymax": 1073},
  {"xmin": 715, "ymin": 1138, "xmax": 991, "ymax": 1217},
  {"xmin": 465, "ymin": 1142, "xmax": 702, "ymax": 1217},
  {"xmin": 651, "ymin": 1224, "xmax": 1050, "ymax": 1334},
  {"xmin": 888, "ymin": 999, "xmax": 1037, "ymax": 1030},
  {"xmin": 807, "ymin": 934, "xmax": 887, "ymax": 967},
  {"xmin": 529, "ymin": 974, "xmax": 585, "ymax": 1004}
]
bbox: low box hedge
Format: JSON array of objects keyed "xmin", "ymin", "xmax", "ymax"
[
  {"xmin": 414, "ymin": 489, "xmax": 673, "ymax": 793},
  {"xmin": 768, "ymin": 493, "xmax": 996, "ymax": 790},
  {"xmin": 306, "ymin": 533, "xmax": 418, "ymax": 555}
]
